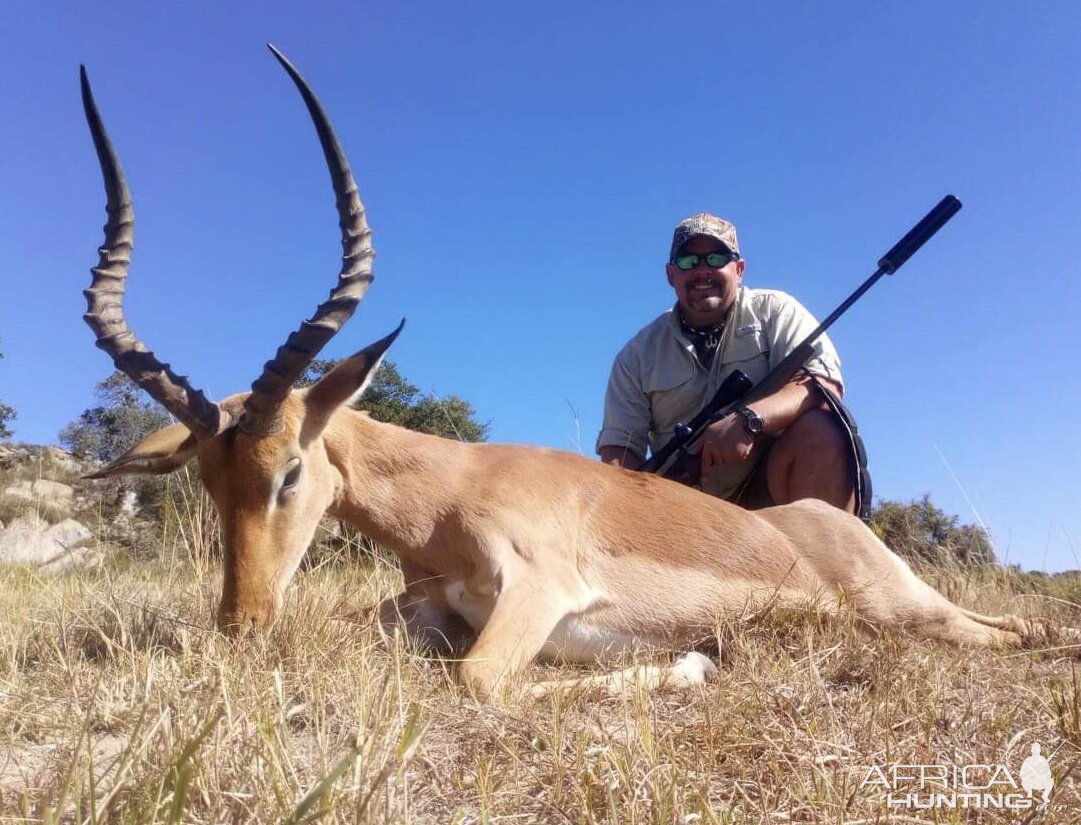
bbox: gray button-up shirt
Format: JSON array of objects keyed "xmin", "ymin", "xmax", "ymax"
[{"xmin": 597, "ymin": 286, "xmax": 843, "ymax": 497}]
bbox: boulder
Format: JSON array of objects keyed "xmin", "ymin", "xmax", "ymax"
[
  {"xmin": 0, "ymin": 513, "xmax": 106, "ymax": 572},
  {"xmin": 43, "ymin": 446, "xmax": 84, "ymax": 476},
  {"xmin": 0, "ymin": 482, "xmax": 33, "ymax": 508},
  {"xmin": 0, "ymin": 443, "xmax": 34, "ymax": 470},
  {"xmin": 32, "ymin": 479, "xmax": 76, "ymax": 506},
  {"xmin": 0, "ymin": 479, "xmax": 76, "ymax": 520},
  {"xmin": 0, "ymin": 513, "xmax": 50, "ymax": 563},
  {"xmin": 45, "ymin": 518, "xmax": 93, "ymax": 548},
  {"xmin": 0, "ymin": 443, "xmax": 24, "ymax": 461}
]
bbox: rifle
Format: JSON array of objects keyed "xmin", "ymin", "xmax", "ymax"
[{"xmin": 641, "ymin": 194, "xmax": 963, "ymax": 483}]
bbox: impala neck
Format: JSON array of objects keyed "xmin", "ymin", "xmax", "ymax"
[{"xmin": 323, "ymin": 409, "xmax": 468, "ymax": 555}]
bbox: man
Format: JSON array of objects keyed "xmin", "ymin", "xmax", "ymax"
[{"xmin": 596, "ymin": 213, "xmax": 870, "ymax": 518}]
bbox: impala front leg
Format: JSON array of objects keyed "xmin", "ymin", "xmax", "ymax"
[{"xmin": 457, "ymin": 581, "xmax": 569, "ymax": 702}]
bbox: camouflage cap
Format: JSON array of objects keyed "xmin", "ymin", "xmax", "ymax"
[{"xmin": 669, "ymin": 213, "xmax": 740, "ymax": 260}]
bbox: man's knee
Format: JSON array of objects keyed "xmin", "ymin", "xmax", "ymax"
[
  {"xmin": 767, "ymin": 408, "xmax": 856, "ymax": 511},
  {"xmin": 780, "ymin": 408, "xmax": 850, "ymax": 457}
]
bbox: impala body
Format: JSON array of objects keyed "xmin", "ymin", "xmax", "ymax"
[{"xmin": 82, "ymin": 47, "xmax": 1031, "ymax": 700}]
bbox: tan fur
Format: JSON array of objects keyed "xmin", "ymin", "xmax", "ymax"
[{"xmin": 99, "ymin": 370, "xmax": 1034, "ymax": 700}]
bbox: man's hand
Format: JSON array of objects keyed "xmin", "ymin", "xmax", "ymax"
[{"xmin": 691, "ymin": 413, "xmax": 757, "ymax": 476}]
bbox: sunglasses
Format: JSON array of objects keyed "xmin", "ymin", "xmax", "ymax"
[{"xmin": 672, "ymin": 251, "xmax": 740, "ymax": 271}]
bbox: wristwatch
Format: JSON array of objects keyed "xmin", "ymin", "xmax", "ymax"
[{"xmin": 736, "ymin": 406, "xmax": 766, "ymax": 437}]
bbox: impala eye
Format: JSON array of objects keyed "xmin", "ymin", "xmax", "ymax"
[{"xmin": 282, "ymin": 458, "xmax": 302, "ymax": 490}]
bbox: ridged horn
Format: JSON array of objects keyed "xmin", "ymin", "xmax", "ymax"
[
  {"xmin": 80, "ymin": 65, "xmax": 228, "ymax": 439},
  {"xmin": 239, "ymin": 44, "xmax": 376, "ymax": 436}
]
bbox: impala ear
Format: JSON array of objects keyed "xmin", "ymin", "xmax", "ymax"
[
  {"xmin": 304, "ymin": 320, "xmax": 405, "ymax": 422},
  {"xmin": 84, "ymin": 423, "xmax": 199, "ymax": 479}
]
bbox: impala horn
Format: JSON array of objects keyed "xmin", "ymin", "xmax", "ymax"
[
  {"xmin": 241, "ymin": 44, "xmax": 375, "ymax": 436},
  {"xmin": 80, "ymin": 44, "xmax": 374, "ymax": 439},
  {"xmin": 81, "ymin": 66, "xmax": 228, "ymax": 439}
]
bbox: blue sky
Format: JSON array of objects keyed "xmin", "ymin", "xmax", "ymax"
[{"xmin": 1, "ymin": 2, "xmax": 1078, "ymax": 571}]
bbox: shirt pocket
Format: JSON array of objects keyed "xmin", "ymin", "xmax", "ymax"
[
  {"xmin": 642, "ymin": 362, "xmax": 701, "ymax": 436},
  {"xmin": 724, "ymin": 324, "xmax": 771, "ymax": 383}
]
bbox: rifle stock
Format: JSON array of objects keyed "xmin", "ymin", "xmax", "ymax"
[{"xmin": 639, "ymin": 369, "xmax": 752, "ymax": 474}]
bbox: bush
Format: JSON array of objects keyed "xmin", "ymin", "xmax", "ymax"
[
  {"xmin": 0, "ymin": 342, "xmax": 15, "ymax": 439},
  {"xmin": 298, "ymin": 358, "xmax": 489, "ymax": 442},
  {"xmin": 0, "ymin": 401, "xmax": 14, "ymax": 440},
  {"xmin": 59, "ymin": 372, "xmax": 172, "ymax": 462},
  {"xmin": 870, "ymin": 494, "xmax": 996, "ymax": 568}
]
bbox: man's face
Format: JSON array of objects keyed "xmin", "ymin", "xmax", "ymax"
[{"xmin": 665, "ymin": 235, "xmax": 745, "ymax": 326}]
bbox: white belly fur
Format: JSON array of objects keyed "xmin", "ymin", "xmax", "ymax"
[
  {"xmin": 542, "ymin": 615, "xmax": 646, "ymax": 664},
  {"xmin": 444, "ymin": 579, "xmax": 648, "ymax": 664}
]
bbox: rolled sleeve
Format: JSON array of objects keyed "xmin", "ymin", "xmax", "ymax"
[
  {"xmin": 596, "ymin": 348, "xmax": 651, "ymax": 458},
  {"xmin": 760, "ymin": 291, "xmax": 844, "ymax": 392}
]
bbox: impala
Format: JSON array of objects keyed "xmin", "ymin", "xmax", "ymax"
[{"xmin": 81, "ymin": 46, "xmax": 1034, "ymax": 700}]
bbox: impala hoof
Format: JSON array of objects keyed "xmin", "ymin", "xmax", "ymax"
[{"xmin": 670, "ymin": 652, "xmax": 718, "ymax": 686}]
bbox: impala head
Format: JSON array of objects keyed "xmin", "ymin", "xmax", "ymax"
[{"xmin": 80, "ymin": 45, "xmax": 398, "ymax": 632}]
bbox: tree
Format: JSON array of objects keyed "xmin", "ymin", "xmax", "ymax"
[
  {"xmin": 297, "ymin": 358, "xmax": 489, "ymax": 442},
  {"xmin": 0, "ymin": 342, "xmax": 15, "ymax": 439},
  {"xmin": 869, "ymin": 494, "xmax": 996, "ymax": 567},
  {"xmin": 58, "ymin": 372, "xmax": 175, "ymax": 530},
  {"xmin": 60, "ymin": 372, "xmax": 172, "ymax": 461}
]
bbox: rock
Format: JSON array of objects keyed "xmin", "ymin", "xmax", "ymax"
[
  {"xmin": 1, "ymin": 512, "xmax": 47, "ymax": 534},
  {"xmin": 0, "ymin": 443, "xmax": 33, "ymax": 470},
  {"xmin": 0, "ymin": 479, "xmax": 76, "ymax": 520},
  {"xmin": 32, "ymin": 479, "xmax": 76, "ymax": 506},
  {"xmin": 0, "ymin": 443, "xmax": 24, "ymax": 459},
  {"xmin": 0, "ymin": 513, "xmax": 106, "ymax": 572},
  {"xmin": 45, "ymin": 518, "xmax": 93, "ymax": 548},
  {"xmin": 39, "ymin": 541, "xmax": 109, "ymax": 573},
  {"xmin": 43, "ymin": 446, "xmax": 84, "ymax": 476},
  {"xmin": 0, "ymin": 513, "xmax": 50, "ymax": 563},
  {"xmin": 0, "ymin": 482, "xmax": 33, "ymax": 508}
]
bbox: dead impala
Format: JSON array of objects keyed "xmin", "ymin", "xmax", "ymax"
[{"xmin": 81, "ymin": 46, "xmax": 1035, "ymax": 700}]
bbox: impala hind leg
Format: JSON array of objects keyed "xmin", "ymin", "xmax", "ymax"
[
  {"xmin": 911, "ymin": 605, "xmax": 1025, "ymax": 649},
  {"xmin": 851, "ymin": 572, "xmax": 1027, "ymax": 649},
  {"xmin": 760, "ymin": 500, "xmax": 1040, "ymax": 651}
]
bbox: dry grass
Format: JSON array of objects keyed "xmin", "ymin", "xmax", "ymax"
[{"xmin": 1, "ymin": 529, "xmax": 1080, "ymax": 822}]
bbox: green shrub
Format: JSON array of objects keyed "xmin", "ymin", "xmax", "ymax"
[{"xmin": 870, "ymin": 494, "xmax": 996, "ymax": 567}]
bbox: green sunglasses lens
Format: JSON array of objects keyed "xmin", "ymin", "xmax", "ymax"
[{"xmin": 674, "ymin": 252, "xmax": 734, "ymax": 270}]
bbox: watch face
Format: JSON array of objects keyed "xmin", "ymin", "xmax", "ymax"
[{"xmin": 741, "ymin": 408, "xmax": 765, "ymax": 435}]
